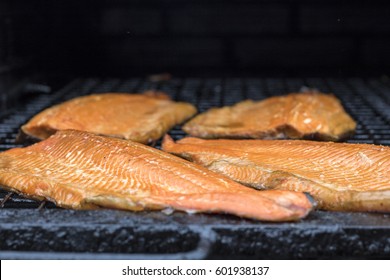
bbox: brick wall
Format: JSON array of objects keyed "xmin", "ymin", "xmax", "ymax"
[{"xmin": 4, "ymin": 0, "xmax": 390, "ymax": 76}]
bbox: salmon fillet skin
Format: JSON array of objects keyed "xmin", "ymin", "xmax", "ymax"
[
  {"xmin": 182, "ymin": 92, "xmax": 356, "ymax": 141},
  {"xmin": 0, "ymin": 130, "xmax": 313, "ymax": 221},
  {"xmin": 20, "ymin": 92, "xmax": 197, "ymax": 144},
  {"xmin": 162, "ymin": 136, "xmax": 390, "ymax": 212}
]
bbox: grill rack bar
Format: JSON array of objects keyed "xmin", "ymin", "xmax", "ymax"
[
  {"xmin": 0, "ymin": 192, "xmax": 12, "ymax": 208},
  {"xmin": 0, "ymin": 77, "xmax": 389, "ymax": 209}
]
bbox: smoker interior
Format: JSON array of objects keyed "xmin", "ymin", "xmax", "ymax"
[{"xmin": 0, "ymin": 77, "xmax": 390, "ymax": 259}]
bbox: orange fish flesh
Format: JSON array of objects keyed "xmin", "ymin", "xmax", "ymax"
[
  {"xmin": 183, "ymin": 92, "xmax": 356, "ymax": 141},
  {"xmin": 162, "ymin": 135, "xmax": 390, "ymax": 212},
  {"xmin": 0, "ymin": 130, "xmax": 312, "ymax": 221},
  {"xmin": 20, "ymin": 92, "xmax": 197, "ymax": 144}
]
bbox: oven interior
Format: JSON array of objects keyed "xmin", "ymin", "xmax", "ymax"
[{"xmin": 1, "ymin": 0, "xmax": 390, "ymax": 259}]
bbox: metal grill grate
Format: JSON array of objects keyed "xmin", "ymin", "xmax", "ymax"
[{"xmin": 0, "ymin": 77, "xmax": 390, "ymax": 209}]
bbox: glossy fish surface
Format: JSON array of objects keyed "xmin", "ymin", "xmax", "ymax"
[
  {"xmin": 162, "ymin": 136, "xmax": 390, "ymax": 212},
  {"xmin": 20, "ymin": 92, "xmax": 197, "ymax": 144},
  {"xmin": 0, "ymin": 130, "xmax": 312, "ymax": 221},
  {"xmin": 183, "ymin": 92, "xmax": 356, "ymax": 141}
]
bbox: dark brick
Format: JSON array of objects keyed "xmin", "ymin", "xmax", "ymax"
[
  {"xmin": 168, "ymin": 4, "xmax": 289, "ymax": 34},
  {"xmin": 106, "ymin": 37, "xmax": 224, "ymax": 69},
  {"xmin": 235, "ymin": 37, "xmax": 355, "ymax": 69},
  {"xmin": 101, "ymin": 8, "xmax": 163, "ymax": 35},
  {"xmin": 301, "ymin": 5, "xmax": 390, "ymax": 33}
]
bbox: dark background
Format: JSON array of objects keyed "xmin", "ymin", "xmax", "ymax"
[{"xmin": 1, "ymin": 0, "xmax": 390, "ymax": 77}]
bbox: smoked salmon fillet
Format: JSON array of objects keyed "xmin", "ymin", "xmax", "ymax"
[
  {"xmin": 183, "ymin": 92, "xmax": 356, "ymax": 141},
  {"xmin": 162, "ymin": 136, "xmax": 390, "ymax": 212},
  {"xmin": 20, "ymin": 92, "xmax": 197, "ymax": 144},
  {"xmin": 0, "ymin": 130, "xmax": 312, "ymax": 221}
]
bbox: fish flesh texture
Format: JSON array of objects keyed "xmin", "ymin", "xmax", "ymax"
[
  {"xmin": 162, "ymin": 136, "xmax": 390, "ymax": 212},
  {"xmin": 20, "ymin": 91, "xmax": 197, "ymax": 144},
  {"xmin": 0, "ymin": 130, "xmax": 312, "ymax": 221},
  {"xmin": 183, "ymin": 92, "xmax": 356, "ymax": 141}
]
